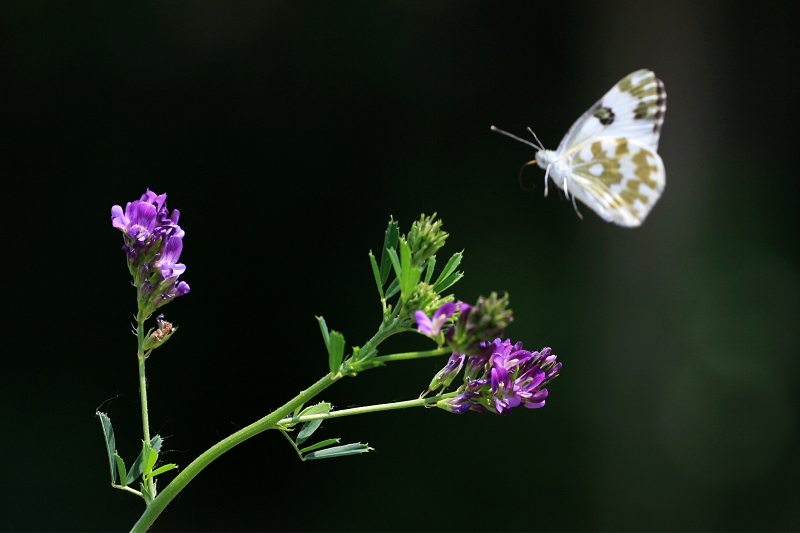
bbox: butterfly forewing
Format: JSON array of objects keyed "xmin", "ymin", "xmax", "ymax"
[
  {"xmin": 567, "ymin": 136, "xmax": 665, "ymax": 226},
  {"xmin": 558, "ymin": 69, "xmax": 666, "ymax": 154}
]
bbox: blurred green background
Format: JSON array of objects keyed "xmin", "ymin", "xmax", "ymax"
[{"xmin": 4, "ymin": 1, "xmax": 800, "ymax": 531}]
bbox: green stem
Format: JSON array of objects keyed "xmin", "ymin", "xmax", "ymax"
[
  {"xmin": 135, "ymin": 310, "xmax": 155, "ymax": 499},
  {"xmin": 130, "ymin": 373, "xmax": 337, "ymax": 533},
  {"xmin": 373, "ymin": 347, "xmax": 450, "ymax": 363},
  {"xmin": 130, "ymin": 316, "xmax": 444, "ymax": 531},
  {"xmin": 278, "ymin": 391, "xmax": 457, "ymax": 426}
]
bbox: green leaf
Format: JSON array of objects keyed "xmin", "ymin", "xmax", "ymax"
[
  {"xmin": 318, "ymin": 316, "xmax": 345, "ymax": 374},
  {"xmin": 128, "ymin": 436, "xmax": 163, "ymax": 484},
  {"xmin": 368, "ymin": 252, "xmax": 385, "ymax": 299},
  {"xmin": 387, "ymin": 247, "xmax": 401, "ymax": 280},
  {"xmin": 296, "ymin": 403, "xmax": 331, "ymax": 444},
  {"xmin": 149, "ymin": 435, "xmax": 163, "ymax": 454},
  {"xmin": 316, "ymin": 316, "xmax": 331, "ymax": 351},
  {"xmin": 399, "ymin": 240, "xmax": 421, "ymax": 301},
  {"xmin": 149, "ymin": 463, "xmax": 178, "ymax": 478},
  {"xmin": 433, "ymin": 271, "xmax": 463, "ymax": 294},
  {"xmin": 328, "ymin": 330, "xmax": 345, "ymax": 375},
  {"xmin": 142, "ymin": 447, "xmax": 159, "ymax": 481},
  {"xmin": 298, "ymin": 403, "xmax": 331, "ymax": 417},
  {"xmin": 97, "ymin": 412, "xmax": 117, "ymax": 485},
  {"xmin": 141, "ymin": 482, "xmax": 154, "ymax": 502},
  {"xmin": 433, "ymin": 252, "xmax": 463, "ymax": 290},
  {"xmin": 424, "ymin": 255, "xmax": 436, "ymax": 284},
  {"xmin": 384, "ymin": 278, "xmax": 400, "ymax": 300},
  {"xmin": 297, "ymin": 420, "xmax": 323, "ymax": 445},
  {"xmin": 114, "ymin": 453, "xmax": 128, "ymax": 487},
  {"xmin": 298, "ymin": 402, "xmax": 332, "ymax": 417},
  {"xmin": 379, "ymin": 218, "xmax": 399, "ymax": 285},
  {"xmin": 304, "ymin": 443, "xmax": 372, "ymax": 460},
  {"xmin": 298, "ymin": 438, "xmax": 341, "ymax": 454}
]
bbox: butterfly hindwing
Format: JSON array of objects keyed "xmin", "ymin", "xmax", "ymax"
[
  {"xmin": 566, "ymin": 136, "xmax": 665, "ymax": 227},
  {"xmin": 558, "ymin": 69, "xmax": 666, "ymax": 154}
]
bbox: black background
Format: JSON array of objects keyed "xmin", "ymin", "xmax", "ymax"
[{"xmin": 4, "ymin": 1, "xmax": 800, "ymax": 531}]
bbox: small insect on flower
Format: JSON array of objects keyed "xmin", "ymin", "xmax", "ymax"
[{"xmin": 150, "ymin": 314, "xmax": 174, "ymax": 343}]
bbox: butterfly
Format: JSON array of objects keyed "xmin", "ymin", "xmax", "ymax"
[{"xmin": 492, "ymin": 69, "xmax": 666, "ymax": 227}]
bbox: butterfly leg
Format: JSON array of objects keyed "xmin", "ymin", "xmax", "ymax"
[
  {"xmin": 543, "ymin": 165, "xmax": 551, "ymax": 197},
  {"xmin": 571, "ymin": 194, "xmax": 583, "ymax": 220},
  {"xmin": 562, "ymin": 177, "xmax": 583, "ymax": 219}
]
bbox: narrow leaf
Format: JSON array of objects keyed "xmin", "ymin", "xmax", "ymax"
[
  {"xmin": 128, "ymin": 435, "xmax": 164, "ymax": 484},
  {"xmin": 128, "ymin": 448, "xmax": 145, "ymax": 485},
  {"xmin": 296, "ymin": 403, "xmax": 331, "ymax": 444},
  {"xmin": 149, "ymin": 463, "xmax": 178, "ymax": 478},
  {"xmin": 379, "ymin": 218, "xmax": 399, "ymax": 284},
  {"xmin": 149, "ymin": 435, "xmax": 163, "ymax": 454},
  {"xmin": 141, "ymin": 482, "xmax": 154, "ymax": 502},
  {"xmin": 296, "ymin": 420, "xmax": 324, "ymax": 445},
  {"xmin": 97, "ymin": 412, "xmax": 117, "ymax": 485},
  {"xmin": 328, "ymin": 330, "xmax": 345, "ymax": 375},
  {"xmin": 398, "ymin": 240, "xmax": 420, "ymax": 300},
  {"xmin": 304, "ymin": 443, "xmax": 372, "ymax": 460},
  {"xmin": 143, "ymin": 448, "xmax": 159, "ymax": 478},
  {"xmin": 298, "ymin": 402, "xmax": 332, "ymax": 417},
  {"xmin": 114, "ymin": 453, "xmax": 128, "ymax": 487},
  {"xmin": 384, "ymin": 278, "xmax": 400, "ymax": 300},
  {"xmin": 316, "ymin": 316, "xmax": 331, "ymax": 351},
  {"xmin": 433, "ymin": 252, "xmax": 463, "ymax": 288},
  {"xmin": 433, "ymin": 271, "xmax": 463, "ymax": 294},
  {"xmin": 400, "ymin": 238, "xmax": 411, "ymax": 276},
  {"xmin": 298, "ymin": 438, "xmax": 341, "ymax": 454},
  {"xmin": 403, "ymin": 266, "xmax": 421, "ymax": 301},
  {"xmin": 387, "ymin": 247, "xmax": 402, "ymax": 281},
  {"xmin": 424, "ymin": 255, "xmax": 436, "ymax": 284},
  {"xmin": 368, "ymin": 252, "xmax": 385, "ymax": 299}
]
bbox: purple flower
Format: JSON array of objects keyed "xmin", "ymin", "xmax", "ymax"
[
  {"xmin": 436, "ymin": 339, "xmax": 561, "ymax": 415},
  {"xmin": 414, "ymin": 302, "xmax": 457, "ymax": 337},
  {"xmin": 427, "ymin": 352, "xmax": 466, "ymax": 392},
  {"xmin": 112, "ymin": 190, "xmax": 189, "ymax": 313}
]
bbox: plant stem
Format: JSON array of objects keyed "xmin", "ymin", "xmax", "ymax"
[
  {"xmin": 130, "ymin": 373, "xmax": 337, "ymax": 533},
  {"xmin": 373, "ymin": 347, "xmax": 450, "ymax": 363},
  {"xmin": 278, "ymin": 391, "xmax": 456, "ymax": 426},
  {"xmin": 130, "ymin": 319, "xmax": 445, "ymax": 531},
  {"xmin": 135, "ymin": 310, "xmax": 155, "ymax": 499}
]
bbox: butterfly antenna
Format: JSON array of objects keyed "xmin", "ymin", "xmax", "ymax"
[
  {"xmin": 490, "ymin": 126, "xmax": 542, "ymax": 150},
  {"xmin": 526, "ymin": 127, "xmax": 545, "ymax": 151}
]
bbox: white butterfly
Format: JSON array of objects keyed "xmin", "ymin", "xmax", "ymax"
[{"xmin": 492, "ymin": 69, "xmax": 666, "ymax": 227}]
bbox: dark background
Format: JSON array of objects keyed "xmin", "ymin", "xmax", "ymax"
[{"xmin": 4, "ymin": 1, "xmax": 800, "ymax": 531}]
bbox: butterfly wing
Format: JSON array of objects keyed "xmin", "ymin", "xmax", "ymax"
[
  {"xmin": 564, "ymin": 136, "xmax": 665, "ymax": 227},
  {"xmin": 557, "ymin": 69, "xmax": 666, "ymax": 154}
]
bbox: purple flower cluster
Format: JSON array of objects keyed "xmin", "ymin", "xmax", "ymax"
[
  {"xmin": 438, "ymin": 339, "xmax": 561, "ymax": 415},
  {"xmin": 417, "ymin": 302, "xmax": 560, "ymax": 414},
  {"xmin": 111, "ymin": 190, "xmax": 189, "ymax": 313}
]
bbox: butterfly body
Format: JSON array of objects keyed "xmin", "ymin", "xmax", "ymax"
[{"xmin": 493, "ymin": 69, "xmax": 666, "ymax": 227}]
